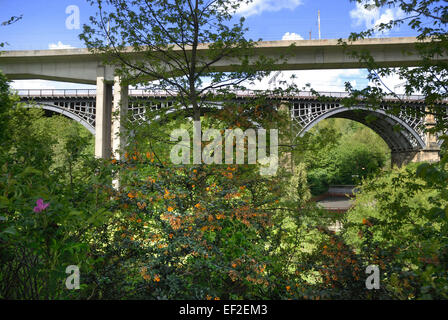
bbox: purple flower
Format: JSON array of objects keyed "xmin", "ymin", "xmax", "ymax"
[{"xmin": 33, "ymin": 198, "xmax": 49, "ymax": 213}]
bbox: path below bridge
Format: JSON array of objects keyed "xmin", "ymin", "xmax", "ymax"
[{"xmin": 314, "ymin": 185, "xmax": 356, "ymax": 213}]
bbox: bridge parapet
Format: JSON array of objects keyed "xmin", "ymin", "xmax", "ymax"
[{"xmin": 14, "ymin": 88, "xmax": 429, "ymax": 101}]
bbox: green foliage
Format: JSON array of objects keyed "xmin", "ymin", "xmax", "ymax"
[
  {"xmin": 300, "ymin": 119, "xmax": 388, "ymax": 195},
  {"xmin": 3, "ymin": 0, "xmax": 448, "ymax": 301},
  {"xmin": 0, "ymin": 15, "xmax": 22, "ymax": 48},
  {"xmin": 80, "ymin": 0, "xmax": 275, "ymax": 121},
  {"xmin": 0, "ymin": 72, "xmax": 297, "ymax": 300},
  {"xmin": 343, "ymin": 163, "xmax": 448, "ymax": 299},
  {"xmin": 327, "ymin": 2, "xmax": 448, "ymax": 299},
  {"xmin": 0, "ymin": 72, "xmax": 15, "ymax": 145},
  {"xmin": 0, "ymin": 72, "xmax": 113, "ymax": 299},
  {"xmin": 90, "ymin": 160, "xmax": 279, "ymax": 299},
  {"xmin": 342, "ymin": 0, "xmax": 448, "ymax": 132}
]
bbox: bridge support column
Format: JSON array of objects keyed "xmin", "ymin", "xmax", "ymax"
[
  {"xmin": 112, "ymin": 76, "xmax": 128, "ymax": 161},
  {"xmin": 391, "ymin": 111, "xmax": 440, "ymax": 167},
  {"xmin": 421, "ymin": 111, "xmax": 441, "ymax": 161},
  {"xmin": 95, "ymin": 70, "xmax": 113, "ymax": 159},
  {"xmin": 392, "ymin": 149, "xmax": 440, "ymax": 167}
]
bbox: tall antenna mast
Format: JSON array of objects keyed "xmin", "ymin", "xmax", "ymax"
[{"xmin": 318, "ymin": 10, "xmax": 321, "ymax": 40}]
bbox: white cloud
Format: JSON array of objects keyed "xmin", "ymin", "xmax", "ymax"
[
  {"xmin": 282, "ymin": 32, "xmax": 304, "ymax": 41},
  {"xmin": 367, "ymin": 69, "xmax": 421, "ymax": 95},
  {"xmin": 10, "ymin": 80, "xmax": 95, "ymax": 90},
  {"xmin": 350, "ymin": 1, "xmax": 405, "ymax": 35},
  {"xmin": 48, "ymin": 41, "xmax": 76, "ymax": 50},
  {"xmin": 247, "ymin": 69, "xmax": 368, "ymax": 92},
  {"xmin": 9, "ymin": 72, "xmax": 411, "ymax": 96},
  {"xmin": 236, "ymin": 0, "xmax": 303, "ymax": 17}
]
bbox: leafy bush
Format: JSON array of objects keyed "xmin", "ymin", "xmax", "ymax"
[{"xmin": 342, "ymin": 163, "xmax": 448, "ymax": 299}]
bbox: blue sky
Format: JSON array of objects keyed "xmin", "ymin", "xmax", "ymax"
[{"xmin": 0, "ymin": 0, "xmax": 418, "ymax": 91}]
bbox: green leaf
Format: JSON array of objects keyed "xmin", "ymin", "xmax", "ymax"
[
  {"xmin": 428, "ymin": 207, "xmax": 446, "ymax": 220},
  {"xmin": 0, "ymin": 196, "xmax": 9, "ymax": 208},
  {"xmin": 1, "ymin": 226, "xmax": 17, "ymax": 236}
]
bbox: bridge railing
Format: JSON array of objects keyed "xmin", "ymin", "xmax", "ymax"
[
  {"xmin": 14, "ymin": 89, "xmax": 97, "ymax": 97},
  {"xmin": 13, "ymin": 88, "xmax": 428, "ymax": 101}
]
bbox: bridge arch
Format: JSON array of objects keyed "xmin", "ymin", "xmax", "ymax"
[
  {"xmin": 295, "ymin": 105, "xmax": 426, "ymax": 153},
  {"xmin": 23, "ymin": 103, "xmax": 96, "ymax": 135}
]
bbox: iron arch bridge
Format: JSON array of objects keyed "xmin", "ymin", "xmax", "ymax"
[
  {"xmin": 16, "ymin": 89, "xmax": 443, "ymax": 164},
  {"xmin": 291, "ymin": 101, "xmax": 427, "ymax": 152}
]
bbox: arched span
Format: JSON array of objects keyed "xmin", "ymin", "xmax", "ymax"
[
  {"xmin": 296, "ymin": 106, "xmax": 426, "ymax": 152},
  {"xmin": 23, "ymin": 103, "xmax": 96, "ymax": 135}
]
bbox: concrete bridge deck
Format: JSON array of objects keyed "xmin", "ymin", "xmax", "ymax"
[{"xmin": 1, "ymin": 37, "xmax": 444, "ymax": 84}]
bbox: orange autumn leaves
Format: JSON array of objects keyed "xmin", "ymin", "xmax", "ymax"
[
  {"xmin": 319, "ymin": 234, "xmax": 365, "ymax": 287},
  {"xmin": 137, "ymin": 201, "xmax": 147, "ymax": 210},
  {"xmin": 362, "ymin": 218, "xmax": 373, "ymax": 227},
  {"xmin": 140, "ymin": 267, "xmax": 160, "ymax": 282},
  {"xmin": 160, "ymin": 213, "xmax": 182, "ymax": 230},
  {"xmin": 127, "ymin": 192, "xmax": 137, "ymax": 199},
  {"xmin": 127, "ymin": 185, "xmax": 177, "ymax": 214},
  {"xmin": 164, "ymin": 189, "xmax": 175, "ymax": 200},
  {"xmin": 119, "ymin": 163, "xmax": 273, "ymax": 278},
  {"xmin": 228, "ymin": 257, "xmax": 268, "ymax": 286},
  {"xmin": 112, "ymin": 149, "xmax": 282, "ymax": 299},
  {"xmin": 124, "ymin": 150, "xmax": 155, "ymax": 163},
  {"xmin": 124, "ymin": 177, "xmax": 268, "ymax": 238},
  {"xmin": 221, "ymin": 166, "xmax": 236, "ymax": 179}
]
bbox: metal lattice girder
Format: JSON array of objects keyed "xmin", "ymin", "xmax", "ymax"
[
  {"xmin": 18, "ymin": 89, "xmax": 432, "ymax": 152},
  {"xmin": 291, "ymin": 100, "xmax": 427, "ymax": 152},
  {"xmin": 23, "ymin": 99, "xmax": 97, "ymax": 134}
]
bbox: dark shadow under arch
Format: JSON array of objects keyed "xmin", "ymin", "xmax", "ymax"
[
  {"xmin": 297, "ymin": 106, "xmax": 426, "ymax": 152},
  {"xmin": 23, "ymin": 104, "xmax": 95, "ymax": 135}
]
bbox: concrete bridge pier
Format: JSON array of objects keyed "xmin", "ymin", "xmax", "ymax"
[
  {"xmin": 95, "ymin": 68, "xmax": 113, "ymax": 159},
  {"xmin": 94, "ymin": 69, "xmax": 128, "ymax": 160},
  {"xmin": 112, "ymin": 76, "xmax": 128, "ymax": 161}
]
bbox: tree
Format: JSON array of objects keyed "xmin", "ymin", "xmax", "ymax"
[
  {"xmin": 343, "ymin": 163, "xmax": 448, "ymax": 299},
  {"xmin": 78, "ymin": 0, "xmax": 300, "ymax": 300},
  {"xmin": 299, "ymin": 119, "xmax": 388, "ymax": 195},
  {"xmin": 339, "ymin": 0, "xmax": 448, "ymax": 132},
  {"xmin": 334, "ymin": 0, "xmax": 448, "ymax": 299},
  {"xmin": 0, "ymin": 75, "xmax": 113, "ymax": 299},
  {"xmin": 0, "ymin": 72, "xmax": 14, "ymax": 146},
  {"xmin": 80, "ymin": 0, "xmax": 273, "ymax": 122},
  {"xmin": 1, "ymin": 15, "xmax": 23, "ymax": 142},
  {"xmin": 0, "ymin": 15, "xmax": 22, "ymax": 48}
]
